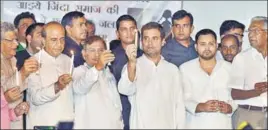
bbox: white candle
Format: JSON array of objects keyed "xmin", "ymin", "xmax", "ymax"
[
  {"xmin": 36, "ymin": 47, "xmax": 42, "ymax": 65},
  {"xmin": 106, "ymin": 38, "xmax": 111, "ymax": 66},
  {"xmin": 106, "ymin": 37, "xmax": 110, "ymax": 50},
  {"xmin": 15, "ymin": 67, "xmax": 19, "ymax": 86},
  {"xmin": 69, "ymin": 50, "xmax": 74, "ymax": 74},
  {"xmin": 36, "ymin": 47, "xmax": 42, "ymax": 75},
  {"xmin": 134, "ymin": 29, "xmax": 138, "ymax": 47}
]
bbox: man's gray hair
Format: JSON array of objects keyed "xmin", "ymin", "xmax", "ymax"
[
  {"xmin": 251, "ymin": 16, "xmax": 267, "ymax": 30},
  {"xmin": 1, "ymin": 22, "xmax": 16, "ymax": 41}
]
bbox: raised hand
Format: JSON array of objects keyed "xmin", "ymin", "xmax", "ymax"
[{"xmin": 95, "ymin": 50, "xmax": 115, "ymax": 71}]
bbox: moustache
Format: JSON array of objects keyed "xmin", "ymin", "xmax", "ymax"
[{"xmin": 225, "ymin": 54, "xmax": 234, "ymax": 58}]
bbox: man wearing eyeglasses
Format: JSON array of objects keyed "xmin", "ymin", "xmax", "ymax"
[
  {"xmin": 230, "ymin": 16, "xmax": 267, "ymax": 129},
  {"xmin": 161, "ymin": 10, "xmax": 198, "ymax": 67},
  {"xmin": 216, "ymin": 20, "xmax": 245, "ymax": 61}
]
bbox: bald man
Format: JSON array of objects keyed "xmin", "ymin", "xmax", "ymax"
[
  {"xmin": 220, "ymin": 34, "xmax": 241, "ymax": 62},
  {"xmin": 26, "ymin": 21, "xmax": 74, "ymax": 129}
]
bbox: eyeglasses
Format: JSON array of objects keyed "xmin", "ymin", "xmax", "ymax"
[
  {"xmin": 84, "ymin": 48, "xmax": 104, "ymax": 53},
  {"xmin": 245, "ymin": 29, "xmax": 267, "ymax": 34},
  {"xmin": 2, "ymin": 38, "xmax": 18, "ymax": 44}
]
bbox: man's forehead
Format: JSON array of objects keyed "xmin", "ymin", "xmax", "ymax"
[
  {"xmin": 119, "ymin": 20, "xmax": 136, "ymax": 28},
  {"xmin": 72, "ymin": 17, "xmax": 86, "ymax": 23},
  {"xmin": 222, "ymin": 39, "xmax": 237, "ymax": 46},
  {"xmin": 173, "ymin": 17, "xmax": 191, "ymax": 24},
  {"xmin": 249, "ymin": 21, "xmax": 264, "ymax": 28},
  {"xmin": 19, "ymin": 18, "xmax": 34, "ymax": 24},
  {"xmin": 4, "ymin": 31, "xmax": 17, "ymax": 37}
]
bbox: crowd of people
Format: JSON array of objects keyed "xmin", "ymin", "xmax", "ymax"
[{"xmin": 1, "ymin": 9, "xmax": 267, "ymax": 129}]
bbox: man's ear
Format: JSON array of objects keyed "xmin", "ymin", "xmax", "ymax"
[
  {"xmin": 41, "ymin": 37, "xmax": 46, "ymax": 48},
  {"xmin": 190, "ymin": 25, "xmax": 195, "ymax": 33},
  {"xmin": 195, "ymin": 43, "xmax": 197, "ymax": 52},
  {"xmin": 116, "ymin": 30, "xmax": 120, "ymax": 40},
  {"xmin": 82, "ymin": 50, "xmax": 86, "ymax": 60},
  {"xmin": 238, "ymin": 45, "xmax": 242, "ymax": 52},
  {"xmin": 65, "ymin": 25, "xmax": 72, "ymax": 35},
  {"xmin": 26, "ymin": 35, "xmax": 32, "ymax": 44}
]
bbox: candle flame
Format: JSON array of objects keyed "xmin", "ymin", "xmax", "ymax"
[{"xmin": 70, "ymin": 50, "xmax": 74, "ymax": 55}]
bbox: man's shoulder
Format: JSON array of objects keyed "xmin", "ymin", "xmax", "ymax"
[
  {"xmin": 162, "ymin": 59, "xmax": 179, "ymax": 71},
  {"xmin": 234, "ymin": 47, "xmax": 253, "ymax": 61},
  {"xmin": 15, "ymin": 49, "xmax": 30, "ymax": 59},
  {"xmin": 179, "ymin": 58, "xmax": 198, "ymax": 70},
  {"xmin": 59, "ymin": 53, "xmax": 71, "ymax": 60}
]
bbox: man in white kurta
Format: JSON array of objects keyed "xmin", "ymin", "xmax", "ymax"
[
  {"xmin": 27, "ymin": 22, "xmax": 74, "ymax": 129},
  {"xmin": 72, "ymin": 36, "xmax": 123, "ymax": 129},
  {"xmin": 230, "ymin": 16, "xmax": 267, "ymax": 129},
  {"xmin": 180, "ymin": 29, "xmax": 237, "ymax": 129},
  {"xmin": 118, "ymin": 22, "xmax": 185, "ymax": 129}
]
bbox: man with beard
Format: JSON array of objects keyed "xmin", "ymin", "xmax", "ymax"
[
  {"xmin": 219, "ymin": 34, "xmax": 240, "ymax": 63},
  {"xmin": 118, "ymin": 22, "xmax": 185, "ymax": 129},
  {"xmin": 216, "ymin": 20, "xmax": 245, "ymax": 60},
  {"xmin": 61, "ymin": 11, "xmax": 88, "ymax": 67},
  {"xmin": 230, "ymin": 16, "xmax": 267, "ymax": 129},
  {"xmin": 180, "ymin": 29, "xmax": 236, "ymax": 129}
]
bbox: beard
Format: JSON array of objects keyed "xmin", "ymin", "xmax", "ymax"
[
  {"xmin": 144, "ymin": 48, "xmax": 160, "ymax": 58},
  {"xmin": 223, "ymin": 54, "xmax": 234, "ymax": 62},
  {"xmin": 199, "ymin": 50, "xmax": 216, "ymax": 60}
]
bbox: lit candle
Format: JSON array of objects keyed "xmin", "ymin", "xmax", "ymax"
[
  {"xmin": 15, "ymin": 67, "xmax": 19, "ymax": 86},
  {"xmin": 106, "ymin": 38, "xmax": 111, "ymax": 66},
  {"xmin": 134, "ymin": 29, "xmax": 138, "ymax": 47},
  {"xmin": 36, "ymin": 47, "xmax": 42, "ymax": 74},
  {"xmin": 69, "ymin": 50, "xmax": 74, "ymax": 74},
  {"xmin": 106, "ymin": 37, "xmax": 110, "ymax": 50}
]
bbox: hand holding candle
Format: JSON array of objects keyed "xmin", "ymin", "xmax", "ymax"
[
  {"xmin": 36, "ymin": 47, "xmax": 42, "ymax": 74},
  {"xmin": 15, "ymin": 67, "xmax": 19, "ymax": 86},
  {"xmin": 134, "ymin": 29, "xmax": 138, "ymax": 48},
  {"xmin": 105, "ymin": 37, "xmax": 111, "ymax": 66}
]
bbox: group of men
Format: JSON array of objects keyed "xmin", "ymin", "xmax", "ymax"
[{"xmin": 1, "ymin": 9, "xmax": 267, "ymax": 129}]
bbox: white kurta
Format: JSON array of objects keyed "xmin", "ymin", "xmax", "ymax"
[
  {"xmin": 27, "ymin": 50, "xmax": 74, "ymax": 129},
  {"xmin": 229, "ymin": 47, "xmax": 267, "ymax": 107},
  {"xmin": 118, "ymin": 55, "xmax": 186, "ymax": 129},
  {"xmin": 72, "ymin": 63, "xmax": 123, "ymax": 129},
  {"xmin": 179, "ymin": 58, "xmax": 237, "ymax": 129}
]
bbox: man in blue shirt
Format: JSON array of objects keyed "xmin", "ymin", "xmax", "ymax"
[
  {"xmin": 110, "ymin": 15, "xmax": 143, "ymax": 129},
  {"xmin": 61, "ymin": 11, "xmax": 87, "ymax": 67},
  {"xmin": 162, "ymin": 10, "xmax": 198, "ymax": 67}
]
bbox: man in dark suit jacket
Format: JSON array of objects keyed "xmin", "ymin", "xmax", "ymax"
[{"xmin": 16, "ymin": 23, "xmax": 44, "ymax": 70}]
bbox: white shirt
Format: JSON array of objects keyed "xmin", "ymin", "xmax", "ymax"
[
  {"xmin": 118, "ymin": 55, "xmax": 185, "ymax": 129},
  {"xmin": 229, "ymin": 47, "xmax": 267, "ymax": 107},
  {"xmin": 180, "ymin": 58, "xmax": 237, "ymax": 129},
  {"xmin": 20, "ymin": 42, "xmax": 27, "ymax": 49},
  {"xmin": 72, "ymin": 63, "xmax": 123, "ymax": 129},
  {"xmin": 216, "ymin": 50, "xmax": 224, "ymax": 60},
  {"xmin": 27, "ymin": 50, "xmax": 74, "ymax": 129}
]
